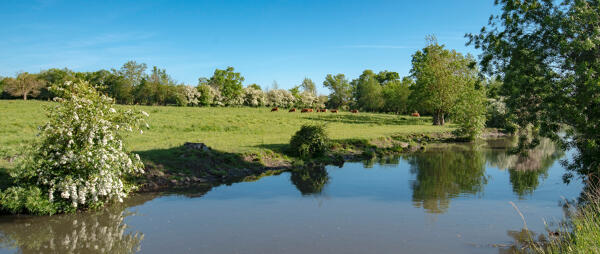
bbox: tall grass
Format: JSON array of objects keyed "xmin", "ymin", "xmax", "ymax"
[{"xmin": 542, "ymin": 185, "xmax": 600, "ymax": 253}]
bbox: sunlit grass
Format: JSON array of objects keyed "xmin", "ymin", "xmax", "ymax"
[{"xmin": 0, "ymin": 100, "xmax": 454, "ymax": 160}]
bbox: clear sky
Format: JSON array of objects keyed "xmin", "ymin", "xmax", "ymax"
[{"xmin": 0, "ymin": 0, "xmax": 499, "ymax": 94}]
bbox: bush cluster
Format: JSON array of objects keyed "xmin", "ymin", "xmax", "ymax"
[{"xmin": 289, "ymin": 125, "xmax": 330, "ymax": 158}]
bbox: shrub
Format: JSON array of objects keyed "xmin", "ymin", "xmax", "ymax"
[
  {"xmin": 452, "ymin": 86, "xmax": 487, "ymax": 140},
  {"xmin": 486, "ymin": 97, "xmax": 517, "ymax": 133},
  {"xmin": 1, "ymin": 81, "xmax": 148, "ymax": 214},
  {"xmin": 289, "ymin": 125, "xmax": 330, "ymax": 158},
  {"xmin": 243, "ymin": 87, "xmax": 266, "ymax": 107}
]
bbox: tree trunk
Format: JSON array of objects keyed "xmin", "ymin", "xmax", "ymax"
[
  {"xmin": 23, "ymin": 93, "xmax": 27, "ymax": 100},
  {"xmin": 432, "ymin": 111, "xmax": 445, "ymax": 126}
]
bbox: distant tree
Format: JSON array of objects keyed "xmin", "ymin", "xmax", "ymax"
[
  {"xmin": 351, "ymin": 70, "xmax": 384, "ymax": 112},
  {"xmin": 382, "ymin": 77, "xmax": 413, "ymax": 114},
  {"xmin": 300, "ymin": 78, "xmax": 316, "ymax": 95},
  {"xmin": 323, "ymin": 74, "xmax": 351, "ymax": 109},
  {"xmin": 0, "ymin": 76, "xmax": 5, "ymax": 95},
  {"xmin": 196, "ymin": 84, "xmax": 215, "ymax": 106},
  {"xmin": 270, "ymin": 80, "xmax": 279, "ymax": 90},
  {"xmin": 289, "ymin": 85, "xmax": 300, "ymax": 97},
  {"xmin": 208, "ymin": 67, "xmax": 244, "ymax": 106},
  {"xmin": 410, "ymin": 36, "xmax": 479, "ymax": 125},
  {"xmin": 38, "ymin": 68, "xmax": 77, "ymax": 99},
  {"xmin": 247, "ymin": 83, "xmax": 262, "ymax": 90},
  {"xmin": 118, "ymin": 61, "xmax": 147, "ymax": 87},
  {"xmin": 5, "ymin": 72, "xmax": 46, "ymax": 100},
  {"xmin": 375, "ymin": 70, "xmax": 400, "ymax": 84},
  {"xmin": 197, "ymin": 77, "xmax": 209, "ymax": 86}
]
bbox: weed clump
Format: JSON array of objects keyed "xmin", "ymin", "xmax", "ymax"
[{"xmin": 289, "ymin": 125, "xmax": 330, "ymax": 158}]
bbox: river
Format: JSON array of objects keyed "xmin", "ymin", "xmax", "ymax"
[{"xmin": 0, "ymin": 138, "xmax": 584, "ymax": 253}]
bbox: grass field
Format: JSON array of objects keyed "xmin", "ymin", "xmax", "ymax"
[{"xmin": 0, "ymin": 100, "xmax": 454, "ymax": 168}]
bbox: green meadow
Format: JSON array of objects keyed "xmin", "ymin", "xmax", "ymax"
[{"xmin": 0, "ymin": 100, "xmax": 453, "ymax": 168}]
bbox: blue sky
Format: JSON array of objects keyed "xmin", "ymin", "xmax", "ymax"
[{"xmin": 0, "ymin": 0, "xmax": 498, "ymax": 94}]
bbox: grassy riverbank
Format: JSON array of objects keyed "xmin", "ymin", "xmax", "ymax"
[{"xmin": 0, "ymin": 100, "xmax": 455, "ymax": 189}]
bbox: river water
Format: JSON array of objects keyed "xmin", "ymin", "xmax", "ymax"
[{"xmin": 0, "ymin": 138, "xmax": 584, "ymax": 253}]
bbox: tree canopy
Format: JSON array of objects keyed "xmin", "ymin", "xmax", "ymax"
[
  {"xmin": 410, "ymin": 36, "xmax": 480, "ymax": 125},
  {"xmin": 468, "ymin": 0, "xmax": 600, "ymax": 180}
]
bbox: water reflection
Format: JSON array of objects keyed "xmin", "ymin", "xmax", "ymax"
[
  {"xmin": 486, "ymin": 138, "xmax": 564, "ymax": 198},
  {"xmin": 0, "ymin": 195, "xmax": 151, "ymax": 254},
  {"xmin": 290, "ymin": 167, "xmax": 330, "ymax": 195},
  {"xmin": 406, "ymin": 149, "xmax": 488, "ymax": 213}
]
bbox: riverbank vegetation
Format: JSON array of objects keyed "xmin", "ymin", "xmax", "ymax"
[{"xmin": 469, "ymin": 0, "xmax": 600, "ymax": 251}]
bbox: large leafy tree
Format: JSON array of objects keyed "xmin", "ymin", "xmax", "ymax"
[
  {"xmin": 4, "ymin": 72, "xmax": 46, "ymax": 100},
  {"xmin": 323, "ymin": 73, "xmax": 351, "ymax": 109},
  {"xmin": 468, "ymin": 0, "xmax": 600, "ymax": 180},
  {"xmin": 117, "ymin": 61, "xmax": 147, "ymax": 87},
  {"xmin": 410, "ymin": 37, "xmax": 479, "ymax": 125},
  {"xmin": 351, "ymin": 70, "xmax": 384, "ymax": 112},
  {"xmin": 208, "ymin": 66, "xmax": 244, "ymax": 105}
]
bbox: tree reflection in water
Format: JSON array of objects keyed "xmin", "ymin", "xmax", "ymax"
[
  {"xmin": 406, "ymin": 149, "xmax": 488, "ymax": 213},
  {"xmin": 486, "ymin": 138, "xmax": 564, "ymax": 198},
  {"xmin": 290, "ymin": 166, "xmax": 330, "ymax": 195},
  {"xmin": 0, "ymin": 194, "xmax": 152, "ymax": 254}
]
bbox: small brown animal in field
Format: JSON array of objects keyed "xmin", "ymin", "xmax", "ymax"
[
  {"xmin": 301, "ymin": 108, "xmax": 313, "ymax": 113},
  {"xmin": 289, "ymin": 108, "xmax": 296, "ymax": 112},
  {"xmin": 350, "ymin": 109, "xmax": 359, "ymax": 113},
  {"xmin": 318, "ymin": 109, "xmax": 327, "ymax": 112},
  {"xmin": 411, "ymin": 112, "xmax": 420, "ymax": 117},
  {"xmin": 330, "ymin": 109, "xmax": 338, "ymax": 113},
  {"xmin": 271, "ymin": 107, "xmax": 279, "ymax": 112}
]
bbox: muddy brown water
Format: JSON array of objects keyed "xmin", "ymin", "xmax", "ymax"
[{"xmin": 0, "ymin": 138, "xmax": 584, "ymax": 253}]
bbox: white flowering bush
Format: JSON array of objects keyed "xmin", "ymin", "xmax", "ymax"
[
  {"xmin": 266, "ymin": 89, "xmax": 296, "ymax": 108},
  {"xmin": 243, "ymin": 87, "xmax": 266, "ymax": 107},
  {"xmin": 208, "ymin": 85, "xmax": 224, "ymax": 106},
  {"xmin": 183, "ymin": 85, "xmax": 201, "ymax": 106},
  {"xmin": 297, "ymin": 92, "xmax": 318, "ymax": 108},
  {"xmin": 0, "ymin": 81, "xmax": 148, "ymax": 214}
]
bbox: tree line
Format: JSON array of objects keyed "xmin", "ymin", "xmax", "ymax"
[{"xmin": 1, "ymin": 36, "xmax": 503, "ymax": 139}]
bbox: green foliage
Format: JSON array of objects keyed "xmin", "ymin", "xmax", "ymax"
[
  {"xmin": 406, "ymin": 149, "xmax": 487, "ymax": 214},
  {"xmin": 486, "ymin": 97, "xmax": 517, "ymax": 133},
  {"xmin": 247, "ymin": 83, "xmax": 262, "ymax": 90},
  {"xmin": 451, "ymin": 85, "xmax": 487, "ymax": 140},
  {"xmin": 196, "ymin": 84, "xmax": 215, "ymax": 106},
  {"xmin": 300, "ymin": 78, "xmax": 316, "ymax": 95},
  {"xmin": 323, "ymin": 73, "xmax": 351, "ymax": 109},
  {"xmin": 0, "ymin": 186, "xmax": 61, "ymax": 215},
  {"xmin": 410, "ymin": 35, "xmax": 480, "ymax": 125},
  {"xmin": 351, "ymin": 70, "xmax": 384, "ymax": 112},
  {"xmin": 382, "ymin": 77, "xmax": 412, "ymax": 114},
  {"xmin": 208, "ymin": 66, "xmax": 244, "ymax": 106},
  {"xmin": 1, "ymin": 81, "xmax": 147, "ymax": 214},
  {"xmin": 468, "ymin": 0, "xmax": 600, "ymax": 179},
  {"xmin": 290, "ymin": 167, "xmax": 329, "ymax": 195},
  {"xmin": 289, "ymin": 125, "xmax": 330, "ymax": 158},
  {"xmin": 3, "ymin": 72, "xmax": 46, "ymax": 100}
]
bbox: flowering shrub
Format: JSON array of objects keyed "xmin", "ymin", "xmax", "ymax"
[
  {"xmin": 243, "ymin": 87, "xmax": 266, "ymax": 107},
  {"xmin": 182, "ymin": 85, "xmax": 201, "ymax": 106},
  {"xmin": 1, "ymin": 81, "xmax": 148, "ymax": 214},
  {"xmin": 297, "ymin": 92, "xmax": 318, "ymax": 108},
  {"xmin": 266, "ymin": 89, "xmax": 296, "ymax": 108}
]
